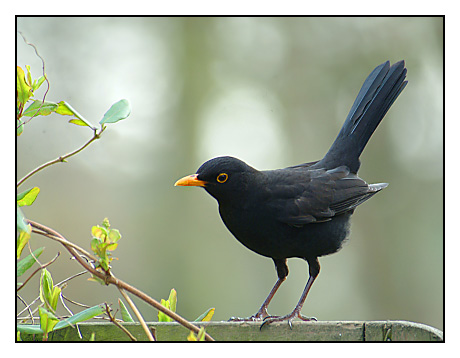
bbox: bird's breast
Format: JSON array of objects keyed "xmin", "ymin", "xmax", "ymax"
[{"xmin": 217, "ymin": 200, "xmax": 352, "ymax": 259}]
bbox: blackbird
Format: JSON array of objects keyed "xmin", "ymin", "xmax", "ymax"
[{"xmin": 175, "ymin": 61, "xmax": 407, "ymax": 328}]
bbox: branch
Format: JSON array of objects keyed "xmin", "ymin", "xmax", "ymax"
[
  {"xmin": 17, "ymin": 126, "xmax": 105, "ymax": 188},
  {"xmin": 27, "ymin": 220, "xmax": 214, "ymax": 342},
  {"xmin": 118, "ymin": 287, "xmax": 154, "ymax": 341},
  {"xmin": 104, "ymin": 303, "xmax": 137, "ymax": 342}
]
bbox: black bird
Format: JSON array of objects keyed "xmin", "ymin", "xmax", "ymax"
[{"xmin": 175, "ymin": 61, "xmax": 407, "ymax": 328}]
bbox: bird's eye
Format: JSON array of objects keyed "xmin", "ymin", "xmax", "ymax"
[{"xmin": 216, "ymin": 173, "xmax": 228, "ymax": 183}]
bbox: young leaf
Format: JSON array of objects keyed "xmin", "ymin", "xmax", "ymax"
[
  {"xmin": 17, "ymin": 119, "xmax": 24, "ymax": 136},
  {"xmin": 16, "ymin": 324, "xmax": 43, "ymax": 334},
  {"xmin": 100, "ymin": 99, "xmax": 131, "ymax": 125},
  {"xmin": 17, "ymin": 66, "xmax": 32, "ymax": 106},
  {"xmin": 92, "ymin": 226, "xmax": 107, "ymax": 240},
  {"xmin": 108, "ymin": 229, "xmax": 121, "ymax": 243},
  {"xmin": 40, "ymin": 268, "xmax": 60, "ymax": 312},
  {"xmin": 69, "ymin": 119, "xmax": 90, "ymax": 127},
  {"xmin": 187, "ymin": 327, "xmax": 206, "ymax": 341},
  {"xmin": 187, "ymin": 330, "xmax": 197, "ymax": 341},
  {"xmin": 33, "ymin": 75, "xmax": 46, "ymax": 91},
  {"xmin": 39, "ymin": 269, "xmax": 53, "ymax": 308},
  {"xmin": 194, "ymin": 307, "xmax": 215, "ymax": 322},
  {"xmin": 17, "ymin": 206, "xmax": 31, "ymax": 259},
  {"xmin": 168, "ymin": 288, "xmax": 177, "ymax": 314},
  {"xmin": 56, "ymin": 101, "xmax": 96, "ymax": 129},
  {"xmin": 54, "ymin": 304, "xmax": 105, "ymax": 330},
  {"xmin": 39, "ymin": 306, "xmax": 59, "ymax": 340},
  {"xmin": 197, "ymin": 326, "xmax": 206, "ymax": 341},
  {"xmin": 17, "ymin": 187, "xmax": 40, "ymax": 207},
  {"xmin": 158, "ymin": 299, "xmax": 172, "ymax": 322},
  {"xmin": 17, "ymin": 230, "xmax": 31, "ymax": 259},
  {"xmin": 25, "ymin": 65, "xmax": 33, "ymax": 87},
  {"xmin": 118, "ymin": 299, "xmax": 134, "ymax": 323},
  {"xmin": 22, "ymin": 100, "xmax": 58, "ymax": 117},
  {"xmin": 17, "ymin": 205, "xmax": 31, "ymax": 233},
  {"xmin": 17, "ymin": 247, "xmax": 45, "ymax": 277}
]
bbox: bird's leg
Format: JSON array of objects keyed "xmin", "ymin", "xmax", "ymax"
[
  {"xmin": 229, "ymin": 259, "xmax": 288, "ymax": 322},
  {"xmin": 260, "ymin": 258, "xmax": 320, "ymax": 329}
]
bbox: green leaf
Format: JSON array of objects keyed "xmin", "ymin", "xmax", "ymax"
[
  {"xmin": 25, "ymin": 65, "xmax": 33, "ymax": 87},
  {"xmin": 92, "ymin": 226, "xmax": 107, "ymax": 240},
  {"xmin": 17, "ymin": 66, "xmax": 32, "ymax": 106},
  {"xmin": 17, "ymin": 206, "xmax": 31, "ymax": 258},
  {"xmin": 197, "ymin": 326, "xmax": 206, "ymax": 341},
  {"xmin": 17, "ymin": 187, "xmax": 40, "ymax": 207},
  {"xmin": 23, "ymin": 100, "xmax": 58, "ymax": 117},
  {"xmin": 106, "ymin": 242, "xmax": 118, "ymax": 251},
  {"xmin": 118, "ymin": 299, "xmax": 134, "ymax": 322},
  {"xmin": 40, "ymin": 268, "xmax": 60, "ymax": 312},
  {"xmin": 39, "ymin": 306, "xmax": 59, "ymax": 339},
  {"xmin": 16, "ymin": 324, "xmax": 43, "ymax": 334},
  {"xmin": 69, "ymin": 118, "xmax": 90, "ymax": 127},
  {"xmin": 56, "ymin": 101, "xmax": 96, "ymax": 129},
  {"xmin": 108, "ymin": 229, "xmax": 121, "ymax": 243},
  {"xmin": 54, "ymin": 304, "xmax": 105, "ymax": 330},
  {"xmin": 17, "ymin": 231, "xmax": 31, "ymax": 259},
  {"xmin": 17, "ymin": 206, "xmax": 30, "ymax": 233},
  {"xmin": 100, "ymin": 99, "xmax": 131, "ymax": 125},
  {"xmin": 17, "ymin": 119, "xmax": 24, "ymax": 136},
  {"xmin": 17, "ymin": 247, "xmax": 45, "ymax": 277},
  {"xmin": 158, "ymin": 299, "xmax": 172, "ymax": 322},
  {"xmin": 168, "ymin": 288, "xmax": 177, "ymax": 314},
  {"xmin": 194, "ymin": 307, "xmax": 215, "ymax": 322},
  {"xmin": 55, "ymin": 101, "xmax": 76, "ymax": 116},
  {"xmin": 33, "ymin": 75, "xmax": 46, "ymax": 91},
  {"xmin": 17, "ymin": 305, "xmax": 105, "ymax": 337},
  {"xmin": 187, "ymin": 327, "xmax": 206, "ymax": 341}
]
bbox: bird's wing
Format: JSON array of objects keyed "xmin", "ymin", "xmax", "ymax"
[{"xmin": 269, "ymin": 166, "xmax": 386, "ymax": 226}]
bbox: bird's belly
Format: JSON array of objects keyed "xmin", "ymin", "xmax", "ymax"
[{"xmin": 219, "ymin": 205, "xmax": 352, "ymax": 259}]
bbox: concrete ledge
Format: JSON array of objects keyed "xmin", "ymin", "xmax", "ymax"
[{"xmin": 18, "ymin": 320, "xmax": 443, "ymax": 342}]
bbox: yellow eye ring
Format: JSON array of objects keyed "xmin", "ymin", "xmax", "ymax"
[{"xmin": 217, "ymin": 173, "xmax": 228, "ymax": 183}]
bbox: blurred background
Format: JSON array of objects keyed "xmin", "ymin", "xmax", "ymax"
[{"xmin": 17, "ymin": 17, "xmax": 443, "ymax": 331}]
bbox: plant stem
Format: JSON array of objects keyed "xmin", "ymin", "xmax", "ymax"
[
  {"xmin": 17, "ymin": 126, "xmax": 105, "ymax": 188},
  {"xmin": 118, "ymin": 288, "xmax": 154, "ymax": 341}
]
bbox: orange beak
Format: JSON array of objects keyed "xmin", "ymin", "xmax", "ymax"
[{"xmin": 174, "ymin": 174, "xmax": 207, "ymax": 187}]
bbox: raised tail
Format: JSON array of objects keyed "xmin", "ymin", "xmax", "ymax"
[{"xmin": 314, "ymin": 61, "xmax": 407, "ymax": 173}]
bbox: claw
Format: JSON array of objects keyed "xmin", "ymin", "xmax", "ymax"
[
  {"xmin": 229, "ymin": 307, "xmax": 273, "ymax": 322},
  {"xmin": 259, "ymin": 310, "xmax": 316, "ymax": 330}
]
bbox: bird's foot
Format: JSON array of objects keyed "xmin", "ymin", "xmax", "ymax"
[
  {"xmin": 260, "ymin": 309, "xmax": 317, "ymax": 330},
  {"xmin": 229, "ymin": 308, "xmax": 271, "ymax": 322}
]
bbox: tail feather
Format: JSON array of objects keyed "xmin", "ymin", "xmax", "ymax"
[{"xmin": 314, "ymin": 61, "xmax": 407, "ymax": 173}]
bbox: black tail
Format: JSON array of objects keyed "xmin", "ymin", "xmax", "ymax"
[{"xmin": 315, "ymin": 61, "xmax": 407, "ymax": 173}]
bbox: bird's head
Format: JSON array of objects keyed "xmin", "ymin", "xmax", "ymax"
[{"xmin": 175, "ymin": 156, "xmax": 258, "ymax": 202}]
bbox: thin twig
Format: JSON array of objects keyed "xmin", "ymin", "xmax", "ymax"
[
  {"xmin": 118, "ymin": 288, "xmax": 154, "ymax": 341},
  {"xmin": 105, "ymin": 303, "xmax": 137, "ymax": 342},
  {"xmin": 17, "ymin": 252, "xmax": 60, "ymax": 292},
  {"xmin": 61, "ymin": 294, "xmax": 91, "ymax": 309},
  {"xmin": 60, "ymin": 294, "xmax": 82, "ymax": 339},
  {"xmin": 16, "ymin": 295, "xmax": 41, "ymax": 318},
  {"xmin": 17, "ymin": 126, "xmax": 105, "ymax": 188},
  {"xmin": 17, "ymin": 294, "xmax": 35, "ymax": 325},
  {"xmin": 55, "ymin": 270, "xmax": 88, "ymax": 288},
  {"xmin": 27, "ymin": 220, "xmax": 215, "ymax": 341}
]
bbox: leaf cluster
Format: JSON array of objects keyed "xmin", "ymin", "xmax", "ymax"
[{"xmin": 158, "ymin": 288, "xmax": 215, "ymax": 341}]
